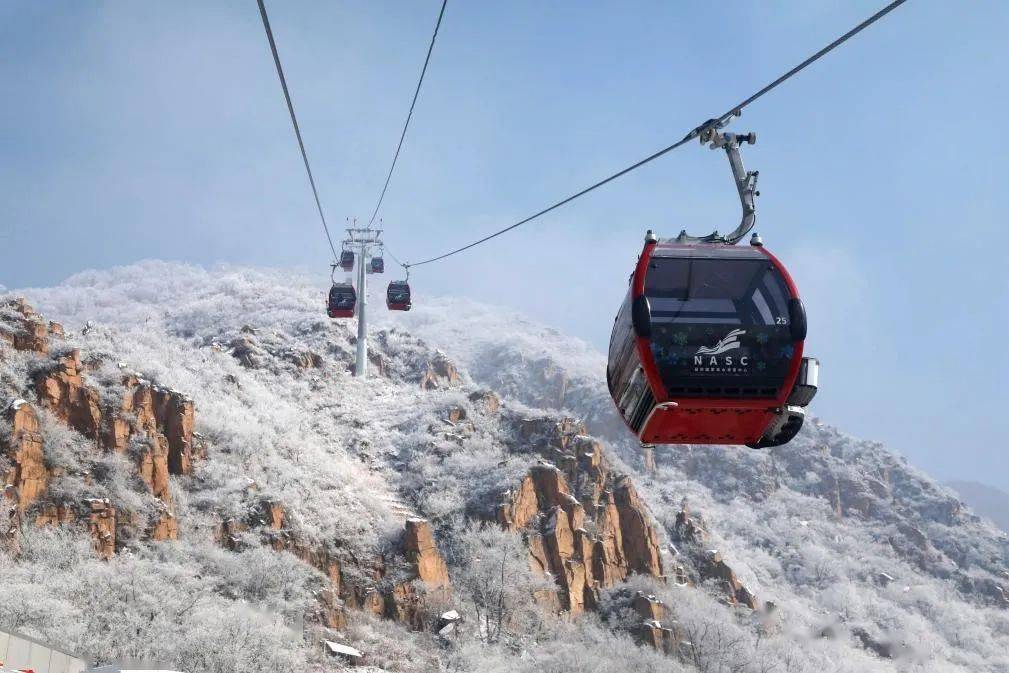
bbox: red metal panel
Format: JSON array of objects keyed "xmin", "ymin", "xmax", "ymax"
[
  {"xmin": 640, "ymin": 405, "xmax": 774, "ymax": 445},
  {"xmin": 632, "ymin": 239, "xmax": 669, "ymax": 401}
]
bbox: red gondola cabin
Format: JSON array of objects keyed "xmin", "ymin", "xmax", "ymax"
[
  {"xmin": 327, "ymin": 282, "xmax": 357, "ymax": 318},
  {"xmin": 386, "ymin": 281, "xmax": 411, "ymax": 311},
  {"xmin": 370, "ymin": 257, "xmax": 385, "ymax": 274},
  {"xmin": 339, "ymin": 250, "xmax": 355, "ymax": 272},
  {"xmin": 607, "ymin": 233, "xmax": 818, "ymax": 448}
]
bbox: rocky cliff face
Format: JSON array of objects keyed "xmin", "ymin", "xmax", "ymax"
[
  {"xmin": 1, "ymin": 399, "xmax": 47, "ymax": 511},
  {"xmin": 495, "ymin": 421, "xmax": 665, "ymax": 615},
  {"xmin": 1, "ymin": 298, "xmax": 457, "ymax": 638},
  {"xmin": 1, "ymin": 299, "xmax": 191, "ymax": 550},
  {"xmin": 0, "ymin": 297, "xmax": 55, "ymax": 354},
  {"xmin": 0, "ymin": 292, "xmax": 703, "ymax": 669}
]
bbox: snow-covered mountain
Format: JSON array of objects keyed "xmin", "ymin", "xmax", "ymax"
[{"xmin": 1, "ymin": 262, "xmax": 1006, "ymax": 673}]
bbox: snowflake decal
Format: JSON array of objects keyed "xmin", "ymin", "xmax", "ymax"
[{"xmin": 673, "ymin": 332, "xmax": 688, "ymax": 346}]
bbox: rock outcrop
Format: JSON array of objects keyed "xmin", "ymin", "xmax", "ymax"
[
  {"xmin": 497, "ymin": 417, "xmax": 665, "ymax": 615},
  {"xmin": 670, "ymin": 504, "xmax": 759, "ymax": 609},
  {"xmin": 630, "ymin": 592, "xmax": 683, "ymax": 654},
  {"xmin": 404, "ymin": 518, "xmax": 450, "ymax": 590},
  {"xmin": 32, "ymin": 352, "xmax": 191, "ymax": 541},
  {"xmin": 419, "ymin": 352, "xmax": 461, "ymax": 390},
  {"xmin": 223, "ymin": 493, "xmax": 453, "ymax": 632},
  {"xmin": 84, "ymin": 498, "xmax": 117, "ymax": 559},
  {"xmin": 34, "ymin": 350, "xmax": 102, "ymax": 441},
  {"xmin": 34, "ymin": 498, "xmax": 118, "ymax": 559},
  {"xmin": 1, "ymin": 399, "xmax": 47, "ymax": 511},
  {"xmin": 2, "ymin": 300, "xmax": 196, "ymax": 547},
  {"xmin": 468, "ymin": 390, "xmax": 500, "ymax": 415},
  {"xmin": 0, "ymin": 298, "xmax": 53, "ymax": 354},
  {"xmin": 112, "ymin": 373, "xmax": 195, "ymax": 483},
  {"xmin": 697, "ymin": 550, "xmax": 759, "ymax": 610}
]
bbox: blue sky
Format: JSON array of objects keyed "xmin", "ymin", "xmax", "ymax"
[{"xmin": 1, "ymin": 1, "xmax": 1007, "ymax": 488}]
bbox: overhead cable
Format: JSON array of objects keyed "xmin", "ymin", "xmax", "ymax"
[
  {"xmin": 404, "ymin": 0, "xmax": 909, "ymax": 268},
  {"xmin": 368, "ymin": 0, "xmax": 449, "ymax": 227},
  {"xmin": 257, "ymin": 0, "xmax": 340, "ymax": 259}
]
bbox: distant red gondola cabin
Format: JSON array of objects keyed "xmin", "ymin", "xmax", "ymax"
[
  {"xmin": 386, "ymin": 281, "xmax": 411, "ymax": 311},
  {"xmin": 339, "ymin": 250, "xmax": 355, "ymax": 272},
  {"xmin": 327, "ymin": 282, "xmax": 357, "ymax": 318},
  {"xmin": 607, "ymin": 234, "xmax": 818, "ymax": 448},
  {"xmin": 370, "ymin": 257, "xmax": 385, "ymax": 274}
]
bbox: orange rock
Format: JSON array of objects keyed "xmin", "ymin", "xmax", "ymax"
[
  {"xmin": 216, "ymin": 517, "xmax": 249, "ymax": 551},
  {"xmin": 283, "ymin": 349, "xmax": 324, "ymax": 369},
  {"xmin": 104, "ymin": 417, "xmax": 132, "ymax": 454},
  {"xmin": 419, "ymin": 352, "xmax": 461, "ymax": 390},
  {"xmin": 404, "ymin": 518, "xmax": 450, "ymax": 589},
  {"xmin": 34, "ymin": 351, "xmax": 102, "ymax": 440},
  {"xmin": 561, "ymin": 497, "xmax": 585, "ymax": 532},
  {"xmin": 633, "ymin": 620, "xmax": 679, "ymax": 654},
  {"xmin": 385, "ymin": 582, "xmax": 425, "ymax": 629},
  {"xmin": 151, "ymin": 387, "xmax": 194, "ymax": 476},
  {"xmin": 496, "ymin": 422, "xmax": 669, "ymax": 618},
  {"xmin": 1, "ymin": 299, "xmax": 49, "ymax": 354},
  {"xmin": 533, "ymin": 587, "xmax": 562, "ymax": 613},
  {"xmin": 260, "ymin": 499, "xmax": 285, "ymax": 530},
  {"xmin": 631, "ymin": 592, "xmax": 666, "ymax": 621},
  {"xmin": 149, "ymin": 502, "xmax": 179, "ymax": 541},
  {"xmin": 698, "ymin": 550, "xmax": 759, "ymax": 610},
  {"xmin": 318, "ymin": 587, "xmax": 348, "ymax": 629},
  {"xmin": 108, "ymin": 376, "xmax": 194, "ymax": 477},
  {"xmin": 85, "ymin": 499, "xmax": 116, "ymax": 559},
  {"xmin": 529, "ymin": 464, "xmax": 570, "ymax": 511},
  {"xmin": 468, "ymin": 390, "xmax": 500, "ymax": 415},
  {"xmin": 35, "ymin": 502, "xmax": 76, "ymax": 527},
  {"xmin": 543, "ymin": 507, "xmax": 574, "ymax": 574},
  {"xmin": 136, "ymin": 436, "xmax": 172, "ymax": 502},
  {"xmin": 542, "ymin": 507, "xmax": 587, "ymax": 615},
  {"xmin": 592, "ymin": 492, "xmax": 628, "ymax": 587},
  {"xmin": 574, "ymin": 527, "xmax": 596, "ymax": 588},
  {"xmin": 674, "ymin": 506, "xmax": 706, "ymax": 544},
  {"xmin": 497, "ymin": 473, "xmax": 539, "ymax": 531},
  {"xmin": 1, "ymin": 401, "xmax": 47, "ymax": 510},
  {"xmin": 527, "ymin": 533, "xmax": 551, "ymax": 576},
  {"xmin": 614, "ymin": 478, "xmax": 664, "ymax": 578}
]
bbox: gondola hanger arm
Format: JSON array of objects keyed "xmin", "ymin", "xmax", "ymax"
[{"xmin": 673, "ymin": 118, "xmax": 760, "ymax": 246}]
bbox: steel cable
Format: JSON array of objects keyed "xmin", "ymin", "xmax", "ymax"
[
  {"xmin": 404, "ymin": 0, "xmax": 909, "ymax": 268},
  {"xmin": 257, "ymin": 0, "xmax": 340, "ymax": 260}
]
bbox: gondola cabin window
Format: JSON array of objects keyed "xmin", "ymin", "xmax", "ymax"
[{"xmin": 645, "ymin": 255, "xmax": 795, "ymax": 398}]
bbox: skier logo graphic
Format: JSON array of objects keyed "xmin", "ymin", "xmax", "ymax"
[{"xmin": 695, "ymin": 328, "xmax": 746, "ymax": 356}]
